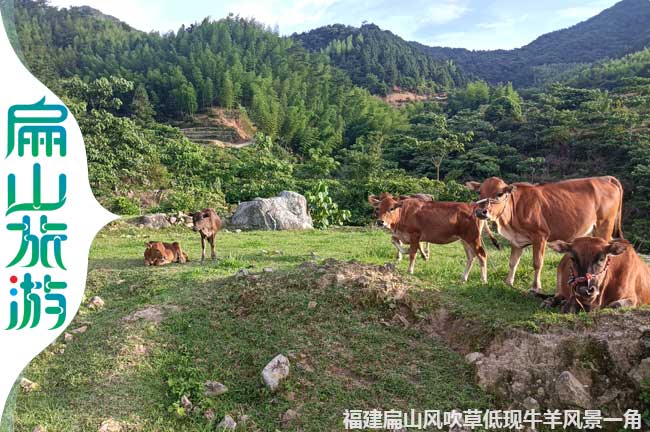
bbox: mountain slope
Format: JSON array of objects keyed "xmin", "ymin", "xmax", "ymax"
[
  {"xmin": 418, "ymin": 0, "xmax": 650, "ymax": 86},
  {"xmin": 293, "ymin": 23, "xmax": 465, "ymax": 95}
]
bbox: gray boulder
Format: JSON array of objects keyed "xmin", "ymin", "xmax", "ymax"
[
  {"xmin": 132, "ymin": 213, "xmax": 170, "ymax": 229},
  {"xmin": 229, "ymin": 191, "xmax": 312, "ymax": 231}
]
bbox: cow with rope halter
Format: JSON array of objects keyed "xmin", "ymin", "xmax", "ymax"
[
  {"xmin": 466, "ymin": 176, "xmax": 624, "ymax": 294},
  {"xmin": 543, "ymin": 237, "xmax": 650, "ymax": 313}
]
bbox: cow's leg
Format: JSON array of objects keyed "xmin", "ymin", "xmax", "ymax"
[
  {"xmin": 505, "ymin": 246, "xmax": 524, "ymax": 286},
  {"xmin": 606, "ymin": 298, "xmax": 634, "ymax": 309},
  {"xmin": 392, "ymin": 236, "xmax": 405, "ymax": 262},
  {"xmin": 420, "ymin": 242, "xmax": 431, "ymax": 261},
  {"xmin": 531, "ymin": 238, "xmax": 547, "ymax": 293},
  {"xmin": 476, "ymin": 243, "xmax": 488, "ymax": 284},
  {"xmin": 418, "ymin": 242, "xmax": 429, "ymax": 260},
  {"xmin": 460, "ymin": 241, "xmax": 475, "ymax": 283},
  {"xmin": 408, "ymin": 239, "xmax": 419, "ymax": 274},
  {"xmin": 200, "ymin": 235, "xmax": 206, "ymax": 262},
  {"xmin": 209, "ymin": 235, "xmax": 216, "ymax": 260}
]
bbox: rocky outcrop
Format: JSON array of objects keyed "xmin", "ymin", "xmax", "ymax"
[{"xmin": 229, "ymin": 191, "xmax": 312, "ymax": 231}]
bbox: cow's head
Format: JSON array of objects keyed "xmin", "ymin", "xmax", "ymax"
[
  {"xmin": 466, "ymin": 177, "xmax": 515, "ymax": 221},
  {"xmin": 144, "ymin": 242, "xmax": 167, "ymax": 266},
  {"xmin": 368, "ymin": 193, "xmax": 401, "ymax": 229},
  {"xmin": 549, "ymin": 237, "xmax": 628, "ymax": 302},
  {"xmin": 191, "ymin": 208, "xmax": 215, "ymax": 234}
]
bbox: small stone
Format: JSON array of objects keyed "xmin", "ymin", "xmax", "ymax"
[
  {"xmin": 204, "ymin": 381, "xmax": 228, "ymax": 397},
  {"xmin": 263, "ymin": 267, "xmax": 274, "ymax": 273},
  {"xmin": 32, "ymin": 426, "xmax": 47, "ymax": 432},
  {"xmin": 88, "ymin": 296, "xmax": 105, "ymax": 310},
  {"xmin": 235, "ymin": 229, "xmax": 242, "ymax": 233},
  {"xmin": 98, "ymin": 418, "xmax": 122, "ymax": 432},
  {"xmin": 203, "ymin": 408, "xmax": 215, "ymax": 421},
  {"xmin": 465, "ymin": 352, "xmax": 484, "ymax": 364},
  {"xmin": 308, "ymin": 301, "xmax": 317, "ymax": 310},
  {"xmin": 262, "ymin": 354, "xmax": 290, "ymax": 393},
  {"xmin": 523, "ymin": 396, "xmax": 540, "ymax": 410},
  {"xmin": 216, "ymin": 415, "xmax": 237, "ymax": 430},
  {"xmin": 20, "ymin": 378, "xmax": 40, "ymax": 393},
  {"xmin": 180, "ymin": 395, "xmax": 192, "ymax": 410},
  {"xmin": 239, "ymin": 414, "xmax": 250, "ymax": 425},
  {"xmin": 261, "ymin": 249, "xmax": 269, "ymax": 254},
  {"xmin": 64, "ymin": 333, "xmax": 73, "ymax": 342},
  {"xmin": 555, "ymin": 371, "xmax": 592, "ymax": 408},
  {"xmin": 169, "ymin": 216, "xmax": 178, "ymax": 224},
  {"xmin": 236, "ymin": 269, "xmax": 250, "ymax": 278},
  {"xmin": 274, "ymin": 250, "xmax": 283, "ymax": 255},
  {"xmin": 71, "ymin": 325, "xmax": 88, "ymax": 334},
  {"xmin": 281, "ymin": 408, "xmax": 298, "ymax": 425}
]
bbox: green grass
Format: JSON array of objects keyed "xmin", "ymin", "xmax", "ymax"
[{"xmin": 12, "ymin": 224, "xmax": 594, "ymax": 431}]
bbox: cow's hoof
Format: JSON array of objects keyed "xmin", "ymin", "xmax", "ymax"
[{"xmin": 527, "ymin": 288, "xmax": 542, "ymax": 297}]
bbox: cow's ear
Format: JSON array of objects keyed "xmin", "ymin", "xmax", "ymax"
[
  {"xmin": 398, "ymin": 195, "xmax": 410, "ymax": 200},
  {"xmin": 549, "ymin": 241, "xmax": 572, "ymax": 254},
  {"xmin": 606, "ymin": 240, "xmax": 628, "ymax": 256},
  {"xmin": 144, "ymin": 242, "xmax": 152, "ymax": 247},
  {"xmin": 465, "ymin": 181, "xmax": 481, "ymax": 192},
  {"xmin": 505, "ymin": 184, "xmax": 517, "ymax": 194},
  {"xmin": 367, "ymin": 195, "xmax": 380, "ymax": 206}
]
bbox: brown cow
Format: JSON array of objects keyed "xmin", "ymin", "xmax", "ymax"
[
  {"xmin": 370, "ymin": 193, "xmax": 433, "ymax": 261},
  {"xmin": 369, "ymin": 194, "xmax": 496, "ymax": 282},
  {"xmin": 544, "ymin": 237, "xmax": 650, "ymax": 313},
  {"xmin": 144, "ymin": 241, "xmax": 188, "ymax": 266},
  {"xmin": 191, "ymin": 208, "xmax": 222, "ymax": 262},
  {"xmin": 466, "ymin": 176, "xmax": 623, "ymax": 293},
  {"xmin": 369, "ymin": 193, "xmax": 500, "ymax": 263}
]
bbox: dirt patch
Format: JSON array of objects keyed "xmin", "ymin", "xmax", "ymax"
[
  {"xmin": 471, "ymin": 311, "xmax": 650, "ymax": 415},
  {"xmin": 122, "ymin": 305, "xmax": 180, "ymax": 325}
]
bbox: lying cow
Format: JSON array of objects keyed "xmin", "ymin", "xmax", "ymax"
[
  {"xmin": 543, "ymin": 237, "xmax": 650, "ymax": 313},
  {"xmin": 370, "ymin": 194, "xmax": 498, "ymax": 282},
  {"xmin": 191, "ymin": 208, "xmax": 222, "ymax": 262},
  {"xmin": 466, "ymin": 176, "xmax": 624, "ymax": 293},
  {"xmin": 144, "ymin": 241, "xmax": 188, "ymax": 266}
]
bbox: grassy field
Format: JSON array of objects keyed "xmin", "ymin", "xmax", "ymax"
[{"xmin": 11, "ymin": 223, "xmax": 591, "ymax": 431}]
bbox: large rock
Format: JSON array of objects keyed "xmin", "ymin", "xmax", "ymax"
[
  {"xmin": 229, "ymin": 191, "xmax": 312, "ymax": 231},
  {"xmin": 132, "ymin": 213, "xmax": 170, "ymax": 229}
]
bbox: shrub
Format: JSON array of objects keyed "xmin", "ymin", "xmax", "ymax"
[
  {"xmin": 157, "ymin": 187, "xmax": 227, "ymax": 215},
  {"xmin": 107, "ymin": 196, "xmax": 141, "ymax": 215},
  {"xmin": 305, "ymin": 182, "xmax": 351, "ymax": 229}
]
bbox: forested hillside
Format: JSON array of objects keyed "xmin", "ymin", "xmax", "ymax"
[
  {"xmin": 293, "ymin": 23, "xmax": 465, "ymax": 95},
  {"xmin": 419, "ymin": 0, "xmax": 650, "ymax": 87},
  {"xmin": 8, "ymin": 0, "xmax": 650, "ymax": 249}
]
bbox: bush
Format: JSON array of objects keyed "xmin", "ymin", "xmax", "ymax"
[
  {"xmin": 156, "ymin": 187, "xmax": 227, "ymax": 215},
  {"xmin": 305, "ymin": 182, "xmax": 351, "ymax": 229},
  {"xmin": 107, "ymin": 196, "xmax": 141, "ymax": 215}
]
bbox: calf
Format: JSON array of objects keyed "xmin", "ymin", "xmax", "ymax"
[
  {"xmin": 370, "ymin": 194, "xmax": 495, "ymax": 282},
  {"xmin": 369, "ymin": 193, "xmax": 499, "ymax": 263},
  {"xmin": 191, "ymin": 208, "xmax": 222, "ymax": 262},
  {"xmin": 144, "ymin": 241, "xmax": 188, "ymax": 266},
  {"xmin": 545, "ymin": 237, "xmax": 650, "ymax": 313},
  {"xmin": 370, "ymin": 193, "xmax": 433, "ymax": 261}
]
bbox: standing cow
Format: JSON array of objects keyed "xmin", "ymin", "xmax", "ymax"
[
  {"xmin": 466, "ymin": 176, "xmax": 624, "ymax": 293},
  {"xmin": 191, "ymin": 208, "xmax": 222, "ymax": 262},
  {"xmin": 370, "ymin": 193, "xmax": 498, "ymax": 282},
  {"xmin": 545, "ymin": 237, "xmax": 650, "ymax": 313}
]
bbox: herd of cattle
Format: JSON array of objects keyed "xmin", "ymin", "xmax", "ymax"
[{"xmin": 143, "ymin": 175, "xmax": 650, "ymax": 314}]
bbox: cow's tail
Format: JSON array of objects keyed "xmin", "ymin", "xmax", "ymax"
[
  {"xmin": 610, "ymin": 176, "xmax": 624, "ymax": 239},
  {"xmin": 483, "ymin": 221, "xmax": 501, "ymax": 250}
]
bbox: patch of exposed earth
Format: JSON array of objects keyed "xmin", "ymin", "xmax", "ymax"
[{"xmin": 273, "ymin": 259, "xmax": 650, "ymax": 422}]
